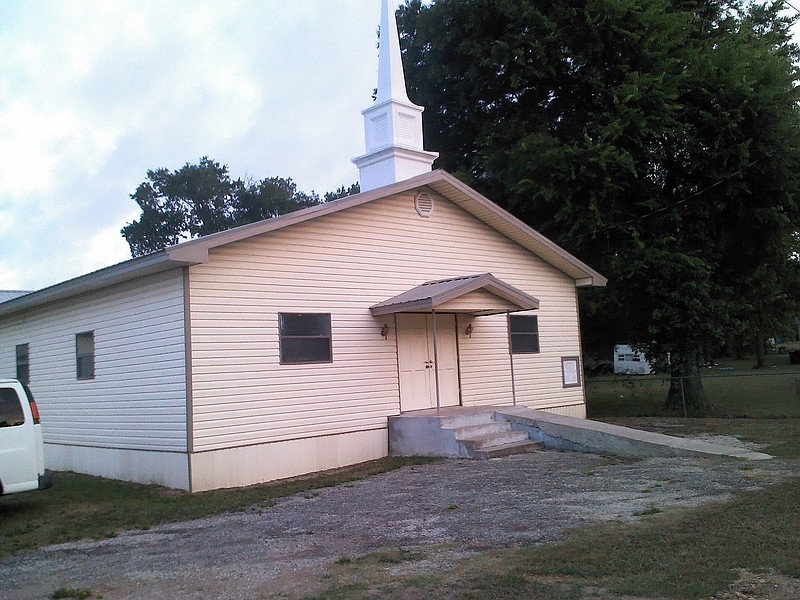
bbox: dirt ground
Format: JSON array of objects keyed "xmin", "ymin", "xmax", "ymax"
[{"xmin": 1, "ymin": 442, "xmax": 798, "ymax": 600}]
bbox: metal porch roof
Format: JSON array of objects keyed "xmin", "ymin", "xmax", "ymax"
[{"xmin": 369, "ymin": 273, "xmax": 540, "ymax": 316}]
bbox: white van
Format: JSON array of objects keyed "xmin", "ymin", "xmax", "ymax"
[{"xmin": 0, "ymin": 379, "xmax": 51, "ymax": 495}]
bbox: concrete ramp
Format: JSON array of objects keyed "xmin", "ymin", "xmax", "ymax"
[
  {"xmin": 389, "ymin": 406, "xmax": 772, "ymax": 461},
  {"xmin": 495, "ymin": 406, "xmax": 772, "ymax": 461}
]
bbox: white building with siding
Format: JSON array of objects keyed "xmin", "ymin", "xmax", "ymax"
[{"xmin": 0, "ymin": 1, "xmax": 605, "ymax": 491}]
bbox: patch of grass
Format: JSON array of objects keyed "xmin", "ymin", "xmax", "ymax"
[
  {"xmin": 301, "ymin": 547, "xmax": 433, "ymax": 600},
  {"xmin": 364, "ymin": 546, "xmax": 425, "ymax": 565},
  {"xmin": 508, "ymin": 476, "xmax": 800, "ymax": 597},
  {"xmin": 586, "ymin": 356, "xmax": 800, "ymax": 419},
  {"xmin": 632, "ymin": 506, "xmax": 662, "ymax": 516},
  {"xmin": 462, "ymin": 573, "xmax": 580, "ymax": 600},
  {"xmin": 52, "ymin": 588, "xmax": 92, "ymax": 599},
  {"xmin": 603, "ymin": 417, "xmax": 800, "ymax": 460},
  {"xmin": 0, "ymin": 456, "xmax": 440, "ymax": 557}
]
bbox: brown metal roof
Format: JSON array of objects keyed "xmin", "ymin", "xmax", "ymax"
[{"xmin": 370, "ymin": 273, "xmax": 540, "ymax": 316}]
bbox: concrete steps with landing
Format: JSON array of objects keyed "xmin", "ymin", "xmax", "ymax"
[{"xmin": 388, "ymin": 408, "xmax": 542, "ymax": 459}]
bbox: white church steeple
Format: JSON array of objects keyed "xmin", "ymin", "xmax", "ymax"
[{"xmin": 353, "ymin": 0, "xmax": 438, "ymax": 191}]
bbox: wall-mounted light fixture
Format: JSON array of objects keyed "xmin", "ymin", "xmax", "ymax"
[
  {"xmin": 380, "ymin": 324, "xmax": 390, "ymax": 339},
  {"xmin": 465, "ymin": 323, "xmax": 474, "ymax": 338}
]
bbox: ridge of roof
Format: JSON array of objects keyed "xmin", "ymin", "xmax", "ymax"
[{"xmin": 419, "ymin": 274, "xmax": 483, "ymax": 287}]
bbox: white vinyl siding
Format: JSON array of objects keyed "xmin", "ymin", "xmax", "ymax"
[
  {"xmin": 0, "ymin": 270, "xmax": 188, "ymax": 452},
  {"xmin": 188, "ymin": 190, "xmax": 584, "ymax": 452}
]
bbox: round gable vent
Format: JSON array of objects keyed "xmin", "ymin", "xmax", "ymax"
[{"xmin": 414, "ymin": 192, "xmax": 434, "ymax": 217}]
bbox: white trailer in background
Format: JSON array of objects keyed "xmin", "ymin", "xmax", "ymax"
[{"xmin": 613, "ymin": 345, "xmax": 653, "ymax": 375}]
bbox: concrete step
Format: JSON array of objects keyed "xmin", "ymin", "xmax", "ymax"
[
  {"xmin": 460, "ymin": 428, "xmax": 531, "ymax": 451},
  {"xmin": 444, "ymin": 422, "xmax": 510, "ymax": 439},
  {"xmin": 438, "ymin": 410, "xmax": 498, "ymax": 429},
  {"xmin": 471, "ymin": 439, "xmax": 544, "ymax": 460}
]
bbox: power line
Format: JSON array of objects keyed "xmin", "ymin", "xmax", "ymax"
[{"xmin": 600, "ymin": 152, "xmax": 774, "ymax": 234}]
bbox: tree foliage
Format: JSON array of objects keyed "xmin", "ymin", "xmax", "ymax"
[
  {"xmin": 398, "ymin": 0, "xmax": 800, "ymax": 412},
  {"xmin": 121, "ymin": 157, "xmax": 359, "ymax": 257}
]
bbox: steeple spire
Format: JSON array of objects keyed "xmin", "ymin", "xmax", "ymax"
[
  {"xmin": 353, "ymin": 0, "xmax": 438, "ymax": 192},
  {"xmin": 375, "ymin": 0, "xmax": 411, "ymax": 105}
]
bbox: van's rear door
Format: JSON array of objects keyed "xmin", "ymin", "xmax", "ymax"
[{"xmin": 0, "ymin": 385, "xmax": 39, "ymax": 494}]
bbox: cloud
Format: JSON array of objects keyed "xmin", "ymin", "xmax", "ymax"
[{"xmin": 0, "ymin": 1, "xmax": 382, "ymax": 290}]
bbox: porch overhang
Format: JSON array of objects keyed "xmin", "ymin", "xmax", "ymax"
[{"xmin": 369, "ymin": 273, "xmax": 539, "ymax": 317}]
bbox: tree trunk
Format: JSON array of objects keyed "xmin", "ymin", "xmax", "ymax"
[
  {"xmin": 665, "ymin": 356, "xmax": 709, "ymax": 416},
  {"xmin": 735, "ymin": 335, "xmax": 746, "ymax": 360},
  {"xmin": 754, "ymin": 317, "xmax": 766, "ymax": 369}
]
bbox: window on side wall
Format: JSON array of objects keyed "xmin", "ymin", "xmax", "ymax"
[
  {"xmin": 76, "ymin": 331, "xmax": 95, "ymax": 380},
  {"xmin": 509, "ymin": 315, "xmax": 540, "ymax": 354},
  {"xmin": 279, "ymin": 313, "xmax": 332, "ymax": 364},
  {"xmin": 15, "ymin": 343, "xmax": 30, "ymax": 385}
]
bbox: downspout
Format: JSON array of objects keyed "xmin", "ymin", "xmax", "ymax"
[
  {"xmin": 432, "ymin": 309, "xmax": 441, "ymax": 410},
  {"xmin": 183, "ymin": 267, "xmax": 195, "ymax": 492},
  {"xmin": 507, "ymin": 312, "xmax": 517, "ymax": 406}
]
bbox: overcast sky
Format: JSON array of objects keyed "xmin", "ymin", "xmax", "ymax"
[
  {"xmin": 1, "ymin": 0, "xmax": 395, "ymax": 291},
  {"xmin": 1, "ymin": 1, "xmax": 799, "ymax": 292}
]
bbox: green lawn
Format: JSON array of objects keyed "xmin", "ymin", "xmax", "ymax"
[{"xmin": 586, "ymin": 356, "xmax": 800, "ymax": 418}]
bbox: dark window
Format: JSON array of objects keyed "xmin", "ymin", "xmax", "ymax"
[
  {"xmin": 279, "ymin": 313, "xmax": 332, "ymax": 364},
  {"xmin": 509, "ymin": 315, "xmax": 540, "ymax": 354},
  {"xmin": 0, "ymin": 388, "xmax": 25, "ymax": 427},
  {"xmin": 76, "ymin": 331, "xmax": 95, "ymax": 380},
  {"xmin": 16, "ymin": 343, "xmax": 29, "ymax": 384}
]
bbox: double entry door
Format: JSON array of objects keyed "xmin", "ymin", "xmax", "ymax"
[{"xmin": 396, "ymin": 313, "xmax": 460, "ymax": 411}]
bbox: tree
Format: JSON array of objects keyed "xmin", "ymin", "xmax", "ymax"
[
  {"xmin": 398, "ymin": 0, "xmax": 800, "ymax": 413},
  {"xmin": 122, "ymin": 157, "xmax": 358, "ymax": 257}
]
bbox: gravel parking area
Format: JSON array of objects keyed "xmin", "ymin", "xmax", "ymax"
[{"xmin": 1, "ymin": 445, "xmax": 797, "ymax": 600}]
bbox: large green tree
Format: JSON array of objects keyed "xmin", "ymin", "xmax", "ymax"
[
  {"xmin": 398, "ymin": 0, "xmax": 800, "ymax": 412},
  {"xmin": 121, "ymin": 157, "xmax": 359, "ymax": 257}
]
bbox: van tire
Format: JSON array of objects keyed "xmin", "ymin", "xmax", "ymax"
[{"xmin": 38, "ymin": 473, "xmax": 53, "ymax": 490}]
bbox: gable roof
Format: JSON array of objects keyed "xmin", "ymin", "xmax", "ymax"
[
  {"xmin": 0, "ymin": 290, "xmax": 30, "ymax": 303},
  {"xmin": 0, "ymin": 170, "xmax": 605, "ymax": 319},
  {"xmin": 370, "ymin": 274, "xmax": 539, "ymax": 316}
]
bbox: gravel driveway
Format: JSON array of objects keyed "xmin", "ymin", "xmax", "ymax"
[{"xmin": 1, "ymin": 444, "xmax": 796, "ymax": 600}]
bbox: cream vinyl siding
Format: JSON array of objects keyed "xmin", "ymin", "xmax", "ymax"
[
  {"xmin": 435, "ymin": 289, "xmax": 523, "ymax": 314},
  {"xmin": 189, "ymin": 190, "xmax": 584, "ymax": 452},
  {"xmin": 0, "ymin": 270, "xmax": 188, "ymax": 452}
]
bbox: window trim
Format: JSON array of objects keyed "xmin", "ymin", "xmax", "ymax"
[
  {"xmin": 508, "ymin": 314, "xmax": 540, "ymax": 355},
  {"xmin": 278, "ymin": 313, "xmax": 333, "ymax": 365},
  {"xmin": 76, "ymin": 331, "xmax": 95, "ymax": 380},
  {"xmin": 15, "ymin": 343, "xmax": 30, "ymax": 385}
]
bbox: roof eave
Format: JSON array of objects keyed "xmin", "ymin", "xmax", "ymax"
[{"xmin": 0, "ymin": 251, "xmax": 196, "ymax": 319}]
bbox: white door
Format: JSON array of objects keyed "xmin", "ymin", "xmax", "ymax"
[{"xmin": 396, "ymin": 313, "xmax": 460, "ymax": 411}]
